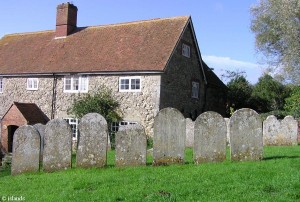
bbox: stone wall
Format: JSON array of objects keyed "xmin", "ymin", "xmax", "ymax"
[
  {"xmin": 0, "ymin": 75, "xmax": 161, "ymax": 137},
  {"xmin": 160, "ymin": 23, "xmax": 205, "ymax": 119}
]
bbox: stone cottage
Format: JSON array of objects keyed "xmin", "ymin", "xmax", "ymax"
[{"xmin": 0, "ymin": 3, "xmax": 227, "ymax": 153}]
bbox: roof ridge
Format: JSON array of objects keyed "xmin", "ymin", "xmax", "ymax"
[
  {"xmin": 3, "ymin": 30, "xmax": 54, "ymax": 38},
  {"xmin": 1, "ymin": 16, "xmax": 190, "ymax": 38},
  {"xmin": 84, "ymin": 16, "xmax": 190, "ymax": 29}
]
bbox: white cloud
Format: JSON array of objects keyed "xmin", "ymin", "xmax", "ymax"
[{"xmin": 202, "ymin": 55, "xmax": 266, "ymax": 84}]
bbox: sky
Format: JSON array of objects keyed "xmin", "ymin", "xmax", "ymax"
[{"xmin": 0, "ymin": 0, "xmax": 264, "ymax": 84}]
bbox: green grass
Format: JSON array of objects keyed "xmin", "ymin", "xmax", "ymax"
[{"xmin": 1, "ymin": 146, "xmax": 300, "ymax": 201}]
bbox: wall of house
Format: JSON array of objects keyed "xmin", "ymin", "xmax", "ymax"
[
  {"xmin": 205, "ymin": 85, "xmax": 227, "ymax": 116},
  {"xmin": 160, "ymin": 23, "xmax": 205, "ymax": 119},
  {"xmin": 0, "ymin": 75, "xmax": 161, "ymax": 137}
]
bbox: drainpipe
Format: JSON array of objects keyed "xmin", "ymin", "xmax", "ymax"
[
  {"xmin": 199, "ymin": 57, "xmax": 208, "ymax": 113},
  {"xmin": 51, "ymin": 74, "xmax": 57, "ymax": 119}
]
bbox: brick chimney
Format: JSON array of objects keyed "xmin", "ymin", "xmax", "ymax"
[{"xmin": 56, "ymin": 2, "xmax": 78, "ymax": 38}]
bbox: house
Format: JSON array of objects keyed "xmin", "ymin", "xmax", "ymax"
[{"xmin": 0, "ymin": 3, "xmax": 227, "ymax": 153}]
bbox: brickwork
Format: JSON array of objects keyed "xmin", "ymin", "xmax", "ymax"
[{"xmin": 1, "ymin": 105, "xmax": 27, "ymax": 152}]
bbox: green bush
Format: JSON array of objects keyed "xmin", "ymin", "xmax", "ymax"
[{"xmin": 68, "ymin": 87, "xmax": 122, "ymax": 147}]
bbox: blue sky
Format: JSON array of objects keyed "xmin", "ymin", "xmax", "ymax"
[{"xmin": 0, "ymin": 0, "xmax": 263, "ymax": 83}]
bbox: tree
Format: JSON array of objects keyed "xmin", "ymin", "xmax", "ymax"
[
  {"xmin": 68, "ymin": 87, "xmax": 122, "ymax": 124},
  {"xmin": 251, "ymin": 0, "xmax": 300, "ymax": 84},
  {"xmin": 251, "ymin": 74, "xmax": 290, "ymax": 112},
  {"xmin": 226, "ymin": 74, "xmax": 253, "ymax": 115},
  {"xmin": 284, "ymin": 85, "xmax": 300, "ymax": 118}
]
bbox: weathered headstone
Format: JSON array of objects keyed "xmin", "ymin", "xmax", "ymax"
[
  {"xmin": 263, "ymin": 115, "xmax": 298, "ymax": 146},
  {"xmin": 76, "ymin": 113, "xmax": 108, "ymax": 168},
  {"xmin": 33, "ymin": 123, "xmax": 46, "ymax": 161},
  {"xmin": 115, "ymin": 123, "xmax": 147, "ymax": 167},
  {"xmin": 11, "ymin": 125, "xmax": 40, "ymax": 175},
  {"xmin": 194, "ymin": 112, "xmax": 226, "ymax": 163},
  {"xmin": 281, "ymin": 116, "xmax": 298, "ymax": 146},
  {"xmin": 43, "ymin": 119, "xmax": 72, "ymax": 172},
  {"xmin": 224, "ymin": 118, "xmax": 230, "ymax": 146},
  {"xmin": 230, "ymin": 108, "xmax": 263, "ymax": 161},
  {"xmin": 185, "ymin": 118, "xmax": 194, "ymax": 148},
  {"xmin": 153, "ymin": 108, "xmax": 186, "ymax": 165}
]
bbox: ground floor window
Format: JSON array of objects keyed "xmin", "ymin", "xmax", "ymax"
[
  {"xmin": 110, "ymin": 121, "xmax": 137, "ymax": 133},
  {"xmin": 64, "ymin": 118, "xmax": 79, "ymax": 141}
]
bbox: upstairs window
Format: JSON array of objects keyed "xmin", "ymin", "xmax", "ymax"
[
  {"xmin": 27, "ymin": 78, "xmax": 39, "ymax": 90},
  {"xmin": 64, "ymin": 75, "xmax": 88, "ymax": 93},
  {"xmin": 119, "ymin": 77, "xmax": 141, "ymax": 92},
  {"xmin": 0, "ymin": 78, "xmax": 3, "ymax": 93},
  {"xmin": 192, "ymin": 81, "xmax": 199, "ymax": 99},
  {"xmin": 182, "ymin": 43, "xmax": 191, "ymax": 58}
]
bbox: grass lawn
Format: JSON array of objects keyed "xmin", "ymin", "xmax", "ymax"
[{"xmin": 0, "ymin": 146, "xmax": 300, "ymax": 201}]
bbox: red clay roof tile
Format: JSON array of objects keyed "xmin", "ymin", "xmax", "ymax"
[{"xmin": 0, "ymin": 16, "xmax": 189, "ymax": 75}]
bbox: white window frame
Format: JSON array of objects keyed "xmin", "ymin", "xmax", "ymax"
[
  {"xmin": 64, "ymin": 118, "xmax": 79, "ymax": 141},
  {"xmin": 110, "ymin": 121, "xmax": 137, "ymax": 133},
  {"xmin": 192, "ymin": 81, "xmax": 200, "ymax": 99},
  {"xmin": 182, "ymin": 43, "xmax": 191, "ymax": 58},
  {"xmin": 64, "ymin": 75, "xmax": 89, "ymax": 93},
  {"xmin": 119, "ymin": 76, "xmax": 141, "ymax": 92},
  {"xmin": 0, "ymin": 77, "xmax": 3, "ymax": 93},
  {"xmin": 27, "ymin": 78, "xmax": 39, "ymax": 90}
]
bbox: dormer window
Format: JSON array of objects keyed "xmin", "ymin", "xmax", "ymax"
[
  {"xmin": 182, "ymin": 43, "xmax": 191, "ymax": 58},
  {"xmin": 27, "ymin": 78, "xmax": 39, "ymax": 90}
]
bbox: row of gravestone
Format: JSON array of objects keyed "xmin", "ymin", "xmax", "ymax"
[
  {"xmin": 11, "ymin": 107, "xmax": 269, "ymax": 176},
  {"xmin": 186, "ymin": 115, "xmax": 298, "ymax": 148}
]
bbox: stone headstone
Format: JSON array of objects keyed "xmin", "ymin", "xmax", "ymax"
[
  {"xmin": 33, "ymin": 123, "xmax": 46, "ymax": 161},
  {"xmin": 230, "ymin": 108, "xmax": 263, "ymax": 161},
  {"xmin": 43, "ymin": 119, "xmax": 72, "ymax": 172},
  {"xmin": 11, "ymin": 125, "xmax": 40, "ymax": 175},
  {"xmin": 153, "ymin": 108, "xmax": 186, "ymax": 165},
  {"xmin": 185, "ymin": 118, "xmax": 194, "ymax": 148},
  {"xmin": 194, "ymin": 111, "xmax": 226, "ymax": 164},
  {"xmin": 224, "ymin": 118, "xmax": 230, "ymax": 146},
  {"xmin": 77, "ymin": 113, "xmax": 108, "ymax": 168},
  {"xmin": 115, "ymin": 123, "xmax": 147, "ymax": 167},
  {"xmin": 263, "ymin": 115, "xmax": 298, "ymax": 146},
  {"xmin": 281, "ymin": 116, "xmax": 298, "ymax": 146}
]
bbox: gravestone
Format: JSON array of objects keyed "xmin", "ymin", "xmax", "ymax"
[
  {"xmin": 11, "ymin": 125, "xmax": 40, "ymax": 175},
  {"xmin": 153, "ymin": 108, "xmax": 186, "ymax": 165},
  {"xmin": 224, "ymin": 118, "xmax": 230, "ymax": 146},
  {"xmin": 281, "ymin": 116, "xmax": 298, "ymax": 146},
  {"xmin": 194, "ymin": 111, "xmax": 226, "ymax": 163},
  {"xmin": 43, "ymin": 119, "xmax": 72, "ymax": 172},
  {"xmin": 263, "ymin": 115, "xmax": 298, "ymax": 146},
  {"xmin": 115, "ymin": 123, "xmax": 147, "ymax": 167},
  {"xmin": 230, "ymin": 108, "xmax": 263, "ymax": 161},
  {"xmin": 77, "ymin": 113, "xmax": 108, "ymax": 168},
  {"xmin": 185, "ymin": 118, "xmax": 194, "ymax": 148},
  {"xmin": 33, "ymin": 123, "xmax": 46, "ymax": 161}
]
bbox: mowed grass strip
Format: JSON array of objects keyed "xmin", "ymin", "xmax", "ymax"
[{"xmin": 0, "ymin": 146, "xmax": 299, "ymax": 201}]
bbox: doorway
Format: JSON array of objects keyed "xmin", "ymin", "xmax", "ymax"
[{"xmin": 7, "ymin": 125, "xmax": 18, "ymax": 153}]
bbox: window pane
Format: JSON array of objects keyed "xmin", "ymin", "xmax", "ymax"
[
  {"xmin": 73, "ymin": 77, "xmax": 79, "ymax": 90},
  {"xmin": 65, "ymin": 78, "xmax": 71, "ymax": 90},
  {"xmin": 0, "ymin": 78, "xmax": 3, "ymax": 92},
  {"xmin": 131, "ymin": 79, "xmax": 140, "ymax": 90},
  {"xmin": 80, "ymin": 77, "xmax": 88, "ymax": 91},
  {"xmin": 120, "ymin": 79, "xmax": 129, "ymax": 90}
]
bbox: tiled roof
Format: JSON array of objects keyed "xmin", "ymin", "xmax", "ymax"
[
  {"xmin": 0, "ymin": 16, "xmax": 189, "ymax": 75},
  {"xmin": 14, "ymin": 102, "xmax": 49, "ymax": 124}
]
